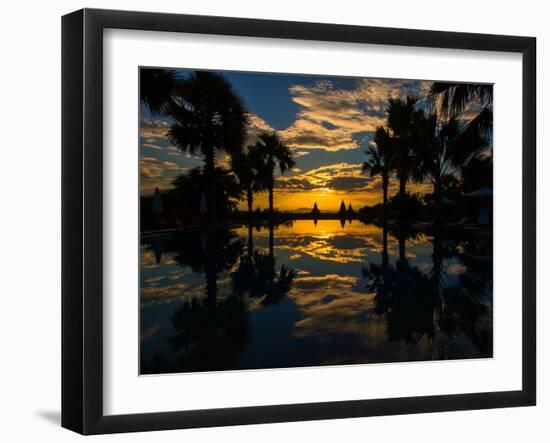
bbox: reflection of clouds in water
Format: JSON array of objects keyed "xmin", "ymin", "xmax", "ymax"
[
  {"xmin": 288, "ymin": 271, "xmax": 485, "ymax": 364},
  {"xmin": 274, "ymin": 223, "xmax": 382, "ymax": 264},
  {"xmin": 140, "ymin": 273, "xmax": 236, "ymax": 307},
  {"xmin": 141, "ymin": 320, "xmax": 172, "ymax": 342},
  {"xmin": 141, "ymin": 248, "xmax": 159, "ymax": 269},
  {"xmin": 447, "ymin": 263, "xmax": 467, "ymax": 274},
  {"xmin": 140, "ymin": 221, "xmax": 493, "ymax": 370},
  {"xmin": 141, "ymin": 282, "xmax": 206, "ymax": 305},
  {"xmin": 141, "ymin": 246, "xmax": 177, "ymax": 269},
  {"xmin": 144, "ymin": 275, "xmax": 166, "ymax": 286},
  {"xmin": 281, "ymin": 236, "xmax": 370, "ymax": 263},
  {"xmin": 287, "ymin": 274, "xmax": 407, "ymax": 363},
  {"xmin": 294, "ymin": 269, "xmax": 311, "ymax": 275},
  {"xmin": 289, "ymin": 274, "xmax": 379, "ymax": 338},
  {"xmin": 234, "ymin": 221, "xmax": 432, "ymax": 264}
]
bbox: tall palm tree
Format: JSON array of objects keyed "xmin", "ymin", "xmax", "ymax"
[
  {"xmin": 362, "ymin": 126, "xmax": 395, "ymax": 221},
  {"xmin": 140, "ymin": 68, "xmax": 175, "ymax": 116},
  {"xmin": 231, "ymin": 144, "xmax": 265, "ymax": 215},
  {"xmin": 386, "ymin": 96, "xmax": 421, "ymax": 219},
  {"xmin": 167, "ymin": 71, "xmax": 248, "ymax": 223},
  {"xmin": 414, "ymin": 113, "xmax": 457, "ymax": 209},
  {"xmin": 254, "ymin": 131, "xmax": 295, "ymax": 218}
]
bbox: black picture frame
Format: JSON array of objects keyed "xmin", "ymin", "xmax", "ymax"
[{"xmin": 62, "ymin": 8, "xmax": 536, "ymax": 435}]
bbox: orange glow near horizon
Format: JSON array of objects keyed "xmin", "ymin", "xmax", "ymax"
[{"xmin": 237, "ymin": 182, "xmax": 433, "ymax": 212}]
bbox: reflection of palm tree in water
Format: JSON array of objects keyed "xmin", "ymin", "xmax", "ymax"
[
  {"xmin": 446, "ymin": 233, "xmax": 493, "ymax": 353},
  {"xmin": 149, "ymin": 228, "xmax": 249, "ymax": 372},
  {"xmin": 170, "ymin": 229, "xmax": 243, "ymax": 307},
  {"xmin": 232, "ymin": 222, "xmax": 295, "ymax": 306},
  {"xmin": 389, "ymin": 222, "xmax": 420, "ymax": 264},
  {"xmin": 363, "ymin": 224, "xmax": 492, "ymax": 355}
]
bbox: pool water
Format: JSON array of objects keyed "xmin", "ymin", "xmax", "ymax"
[{"xmin": 140, "ymin": 220, "xmax": 493, "ymax": 374}]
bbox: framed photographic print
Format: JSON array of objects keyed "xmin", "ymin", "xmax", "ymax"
[{"xmin": 62, "ymin": 8, "xmax": 536, "ymax": 435}]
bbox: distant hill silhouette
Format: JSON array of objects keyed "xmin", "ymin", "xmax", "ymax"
[{"xmin": 292, "ymin": 207, "xmax": 315, "ymax": 213}]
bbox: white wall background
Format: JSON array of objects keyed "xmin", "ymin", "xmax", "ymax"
[{"xmin": 0, "ymin": 0, "xmax": 546, "ymax": 441}]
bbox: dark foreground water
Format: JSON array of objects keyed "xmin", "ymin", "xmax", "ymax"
[{"xmin": 140, "ymin": 220, "xmax": 493, "ymax": 374}]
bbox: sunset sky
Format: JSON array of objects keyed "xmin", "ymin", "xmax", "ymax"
[{"xmin": 140, "ymin": 69, "xmax": 440, "ymax": 211}]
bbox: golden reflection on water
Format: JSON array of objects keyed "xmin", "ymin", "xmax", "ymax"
[{"xmin": 234, "ymin": 220, "xmax": 430, "ymax": 263}]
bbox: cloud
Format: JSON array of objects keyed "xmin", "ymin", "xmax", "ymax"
[
  {"xmin": 355, "ymin": 78, "xmax": 432, "ymax": 112},
  {"xmin": 276, "ymin": 162, "xmax": 375, "ymax": 193},
  {"xmin": 140, "ymin": 176, "xmax": 176, "ymax": 195},
  {"xmin": 328, "ymin": 176, "xmax": 371, "ymax": 191},
  {"xmin": 140, "ymin": 118, "xmax": 171, "ymax": 141},
  {"xmin": 282, "ymin": 118, "xmax": 360, "ymax": 151},
  {"xmin": 231, "ymin": 78, "xmax": 432, "ymax": 155},
  {"xmin": 140, "ymin": 156, "xmax": 181, "ymax": 179},
  {"xmin": 273, "ymin": 78, "xmax": 432, "ymax": 152},
  {"xmin": 142, "ymin": 142, "xmax": 162, "ymax": 150},
  {"xmin": 288, "ymin": 275, "xmax": 387, "ymax": 347},
  {"xmin": 246, "ymin": 113, "xmax": 275, "ymax": 143}
]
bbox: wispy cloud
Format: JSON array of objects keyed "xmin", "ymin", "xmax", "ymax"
[
  {"xmin": 276, "ymin": 162, "xmax": 374, "ymax": 192},
  {"xmin": 142, "ymin": 142, "xmax": 163, "ymax": 150},
  {"xmin": 246, "ymin": 78, "xmax": 431, "ymax": 153},
  {"xmin": 140, "ymin": 157, "xmax": 181, "ymax": 179},
  {"xmin": 140, "ymin": 118, "xmax": 170, "ymax": 141}
]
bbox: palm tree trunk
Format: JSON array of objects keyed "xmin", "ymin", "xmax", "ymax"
[
  {"xmin": 247, "ymin": 188, "xmax": 253, "ymax": 215},
  {"xmin": 204, "ymin": 147, "xmax": 216, "ymax": 223},
  {"xmin": 398, "ymin": 232, "xmax": 406, "ymax": 264},
  {"xmin": 431, "ymin": 231, "xmax": 443, "ymax": 287},
  {"xmin": 248, "ymin": 223, "xmax": 254, "ymax": 257},
  {"xmin": 269, "ymin": 222, "xmax": 274, "ymax": 260},
  {"xmin": 268, "ymin": 181, "xmax": 274, "ymax": 218},
  {"xmin": 398, "ymin": 172, "xmax": 407, "ymax": 221},
  {"xmin": 205, "ymin": 231, "xmax": 217, "ymax": 341},
  {"xmin": 434, "ymin": 177, "xmax": 442, "ymax": 221},
  {"xmin": 267, "ymin": 221, "xmax": 276, "ymax": 293},
  {"xmin": 382, "ymin": 222, "xmax": 389, "ymax": 267},
  {"xmin": 382, "ymin": 172, "xmax": 389, "ymax": 223}
]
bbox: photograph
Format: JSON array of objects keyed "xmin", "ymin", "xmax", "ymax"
[{"xmin": 139, "ymin": 67, "xmax": 494, "ymax": 374}]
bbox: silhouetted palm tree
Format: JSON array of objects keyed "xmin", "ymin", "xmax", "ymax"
[
  {"xmin": 167, "ymin": 71, "xmax": 248, "ymax": 222},
  {"xmin": 140, "ymin": 68, "xmax": 175, "ymax": 116},
  {"xmin": 362, "ymin": 126, "xmax": 395, "ymax": 221},
  {"xmin": 231, "ymin": 144, "xmax": 265, "ymax": 215},
  {"xmin": 415, "ymin": 112, "xmax": 489, "ymax": 212},
  {"xmin": 254, "ymin": 131, "xmax": 295, "ymax": 218},
  {"xmin": 386, "ymin": 96, "xmax": 422, "ymax": 219},
  {"xmin": 414, "ymin": 114, "xmax": 458, "ymax": 209}
]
